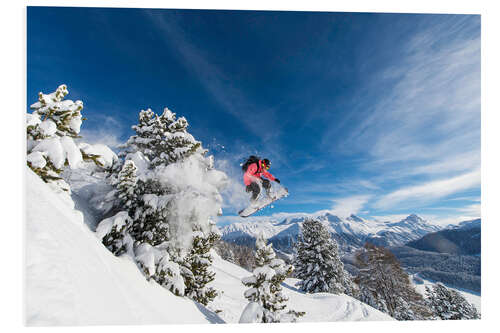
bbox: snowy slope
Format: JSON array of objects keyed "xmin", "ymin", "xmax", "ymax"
[
  {"xmin": 209, "ymin": 253, "xmax": 393, "ymax": 323},
  {"xmin": 25, "ymin": 167, "xmax": 392, "ymax": 325},
  {"xmin": 25, "ymin": 167, "xmax": 222, "ymax": 326}
]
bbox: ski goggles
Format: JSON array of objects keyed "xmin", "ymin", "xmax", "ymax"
[{"xmin": 263, "ymin": 163, "xmax": 270, "ymax": 170}]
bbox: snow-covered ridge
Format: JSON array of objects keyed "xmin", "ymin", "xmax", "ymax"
[
  {"xmin": 221, "ymin": 213, "xmax": 442, "ymax": 252},
  {"xmin": 447, "ymin": 218, "xmax": 481, "ymax": 231}
]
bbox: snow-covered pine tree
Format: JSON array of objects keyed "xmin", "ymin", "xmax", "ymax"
[
  {"xmin": 425, "ymin": 283, "xmax": 480, "ymax": 320},
  {"xmin": 341, "ymin": 269, "xmax": 359, "ymax": 299},
  {"xmin": 117, "ymin": 160, "xmax": 138, "ymax": 209},
  {"xmin": 241, "ymin": 233, "xmax": 304, "ymax": 323},
  {"xmin": 98, "ymin": 106, "xmax": 227, "ymax": 302},
  {"xmin": 182, "ymin": 229, "xmax": 220, "ymax": 305},
  {"xmin": 27, "ymin": 84, "xmax": 102, "ymax": 190},
  {"xmin": 354, "ymin": 243, "xmax": 431, "ymax": 320},
  {"xmin": 122, "ymin": 174, "xmax": 184, "ymax": 297},
  {"xmin": 293, "ymin": 218, "xmax": 351, "ymax": 294},
  {"xmin": 96, "ymin": 211, "xmax": 134, "ymax": 256},
  {"xmin": 95, "ymin": 161, "xmax": 138, "ymax": 256},
  {"xmin": 119, "ymin": 107, "xmax": 203, "ymax": 168}
]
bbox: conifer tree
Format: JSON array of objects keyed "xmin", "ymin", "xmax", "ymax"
[
  {"xmin": 27, "ymin": 84, "xmax": 101, "ymax": 189},
  {"xmin": 182, "ymin": 230, "xmax": 220, "ymax": 305},
  {"xmin": 116, "ymin": 160, "xmax": 138, "ymax": 209},
  {"xmin": 119, "ymin": 107, "xmax": 203, "ymax": 168},
  {"xmin": 96, "ymin": 161, "xmax": 138, "ymax": 256},
  {"xmin": 96, "ymin": 211, "xmax": 133, "ymax": 256},
  {"xmin": 293, "ymin": 219, "xmax": 351, "ymax": 294},
  {"xmin": 425, "ymin": 283, "xmax": 480, "ymax": 320},
  {"xmin": 98, "ymin": 106, "xmax": 227, "ymax": 302},
  {"xmin": 354, "ymin": 243, "xmax": 432, "ymax": 320},
  {"xmin": 29, "ymin": 84, "xmax": 82, "ymax": 138},
  {"xmin": 241, "ymin": 234, "xmax": 304, "ymax": 323}
]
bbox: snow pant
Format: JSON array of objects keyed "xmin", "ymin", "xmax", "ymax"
[{"xmin": 246, "ymin": 179, "xmax": 271, "ymax": 201}]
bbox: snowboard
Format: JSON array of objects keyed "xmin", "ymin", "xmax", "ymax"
[{"xmin": 238, "ymin": 187, "xmax": 288, "ymax": 218}]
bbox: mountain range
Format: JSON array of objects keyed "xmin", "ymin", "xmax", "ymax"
[
  {"xmin": 406, "ymin": 218, "xmax": 481, "ymax": 255},
  {"xmin": 220, "ymin": 213, "xmax": 442, "ymax": 254},
  {"xmin": 221, "ymin": 213, "xmax": 481, "ymax": 292}
]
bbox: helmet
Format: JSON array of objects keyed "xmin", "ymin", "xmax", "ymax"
[{"xmin": 262, "ymin": 158, "xmax": 271, "ymax": 170}]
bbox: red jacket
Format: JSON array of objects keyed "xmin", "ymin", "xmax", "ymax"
[{"xmin": 243, "ymin": 160, "xmax": 276, "ymax": 186}]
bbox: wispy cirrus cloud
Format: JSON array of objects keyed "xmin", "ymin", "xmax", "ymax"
[
  {"xmin": 296, "ymin": 178, "xmax": 380, "ymax": 195},
  {"xmin": 421, "ymin": 209, "xmax": 481, "ymax": 227},
  {"xmin": 408, "ymin": 150, "xmax": 480, "ymax": 176},
  {"xmin": 317, "ymin": 16, "xmax": 481, "ymax": 216},
  {"xmin": 373, "ymin": 168, "xmax": 480, "ymax": 210},
  {"xmin": 445, "ymin": 196, "xmax": 481, "ymax": 203},
  {"xmin": 79, "ymin": 115, "xmax": 125, "ymax": 150},
  {"xmin": 369, "ymin": 214, "xmax": 413, "ymax": 223},
  {"xmin": 331, "ymin": 16, "xmax": 480, "ymax": 173},
  {"xmin": 330, "ymin": 195, "xmax": 372, "ymax": 218},
  {"xmin": 457, "ymin": 203, "xmax": 481, "ymax": 216}
]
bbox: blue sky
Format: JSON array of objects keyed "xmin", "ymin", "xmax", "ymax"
[{"xmin": 27, "ymin": 7, "xmax": 480, "ymax": 225}]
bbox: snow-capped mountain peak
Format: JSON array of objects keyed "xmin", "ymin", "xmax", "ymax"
[{"xmin": 346, "ymin": 214, "xmax": 364, "ymax": 223}]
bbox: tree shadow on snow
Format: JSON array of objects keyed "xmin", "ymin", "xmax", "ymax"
[
  {"xmin": 281, "ymin": 281, "xmax": 302, "ymax": 293},
  {"xmin": 194, "ymin": 302, "xmax": 226, "ymax": 324}
]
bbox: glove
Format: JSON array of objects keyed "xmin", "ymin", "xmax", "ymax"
[{"xmin": 275, "ymin": 178, "xmax": 280, "ymax": 184}]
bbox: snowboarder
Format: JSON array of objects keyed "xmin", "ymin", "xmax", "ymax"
[
  {"xmin": 239, "ymin": 156, "xmax": 288, "ymax": 218},
  {"xmin": 242, "ymin": 156, "xmax": 280, "ymax": 202}
]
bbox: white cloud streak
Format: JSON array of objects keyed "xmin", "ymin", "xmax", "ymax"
[
  {"xmin": 457, "ymin": 203, "xmax": 481, "ymax": 216},
  {"xmin": 331, "ymin": 17, "xmax": 480, "ymax": 175},
  {"xmin": 374, "ymin": 168, "xmax": 480, "ymax": 210},
  {"xmin": 408, "ymin": 150, "xmax": 480, "ymax": 176},
  {"xmin": 79, "ymin": 116, "xmax": 125, "ymax": 150},
  {"xmin": 330, "ymin": 195, "xmax": 372, "ymax": 218},
  {"xmin": 421, "ymin": 207, "xmax": 481, "ymax": 227},
  {"xmin": 319, "ymin": 17, "xmax": 481, "ymax": 217},
  {"xmin": 369, "ymin": 214, "xmax": 412, "ymax": 223}
]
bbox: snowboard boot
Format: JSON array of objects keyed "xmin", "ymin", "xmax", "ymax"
[
  {"xmin": 247, "ymin": 182, "xmax": 260, "ymax": 203},
  {"xmin": 262, "ymin": 179, "xmax": 272, "ymax": 198}
]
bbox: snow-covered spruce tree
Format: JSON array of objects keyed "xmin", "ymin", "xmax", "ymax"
[
  {"xmin": 425, "ymin": 283, "xmax": 480, "ymax": 320},
  {"xmin": 293, "ymin": 219, "xmax": 352, "ymax": 294},
  {"xmin": 116, "ymin": 160, "xmax": 138, "ymax": 209},
  {"xmin": 96, "ymin": 161, "xmax": 138, "ymax": 256},
  {"xmin": 98, "ymin": 107, "xmax": 227, "ymax": 301},
  {"xmin": 119, "ymin": 107, "xmax": 201, "ymax": 168},
  {"xmin": 27, "ymin": 84, "xmax": 102, "ymax": 190},
  {"xmin": 96, "ymin": 211, "xmax": 134, "ymax": 256},
  {"xmin": 182, "ymin": 229, "xmax": 220, "ymax": 305},
  {"xmin": 354, "ymin": 243, "xmax": 432, "ymax": 320},
  {"xmin": 241, "ymin": 233, "xmax": 304, "ymax": 323}
]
